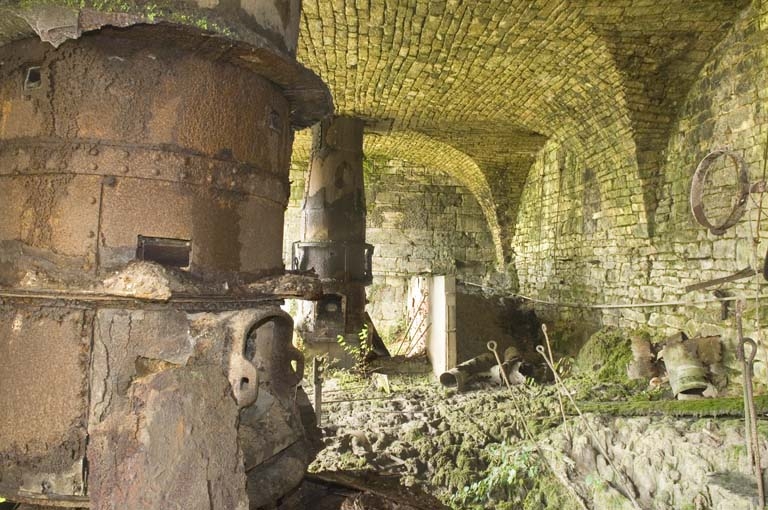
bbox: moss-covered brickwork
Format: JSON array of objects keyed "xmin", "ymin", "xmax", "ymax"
[{"xmin": 510, "ymin": 1, "xmax": 768, "ymax": 379}]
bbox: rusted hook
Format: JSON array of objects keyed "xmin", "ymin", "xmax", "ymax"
[{"xmin": 487, "ymin": 341, "xmax": 511, "ymax": 389}]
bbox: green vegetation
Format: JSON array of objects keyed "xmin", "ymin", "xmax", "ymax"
[
  {"xmin": 450, "ymin": 442, "xmax": 583, "ymax": 510},
  {"xmin": 575, "ymin": 326, "xmax": 633, "ymax": 382},
  {"xmin": 14, "ymin": 0, "xmax": 233, "ymax": 35},
  {"xmin": 451, "ymin": 443, "xmax": 539, "ymax": 509},
  {"xmin": 577, "ymin": 394, "xmax": 768, "ymax": 417},
  {"xmin": 336, "ymin": 325, "xmax": 370, "ymax": 371}
]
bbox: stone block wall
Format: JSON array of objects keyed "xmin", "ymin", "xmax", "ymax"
[
  {"xmin": 648, "ymin": 1, "xmax": 768, "ymax": 358},
  {"xmin": 284, "ymin": 158, "xmax": 496, "ymax": 339},
  {"xmin": 512, "ymin": 2, "xmax": 768, "ymax": 378}
]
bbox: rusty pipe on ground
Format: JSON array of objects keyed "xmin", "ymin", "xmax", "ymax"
[{"xmin": 440, "ymin": 345, "xmax": 520, "ymax": 392}]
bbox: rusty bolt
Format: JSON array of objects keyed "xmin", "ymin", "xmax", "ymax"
[
  {"xmin": 120, "ymin": 165, "xmax": 129, "ymax": 173},
  {"xmin": 206, "ymin": 175, "xmax": 214, "ymax": 184},
  {"xmin": 122, "ymin": 150, "xmax": 130, "ymax": 159},
  {"xmin": 89, "ymin": 148, "xmax": 99, "ymax": 156},
  {"xmin": 89, "ymin": 197, "xmax": 97, "ymax": 205},
  {"xmin": 89, "ymin": 163, "xmax": 98, "ymax": 171},
  {"xmin": 88, "ymin": 231, "xmax": 95, "ymax": 238},
  {"xmin": 153, "ymin": 168, "xmax": 161, "ymax": 176}
]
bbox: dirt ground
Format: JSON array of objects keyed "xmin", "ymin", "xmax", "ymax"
[{"xmin": 310, "ymin": 353, "xmax": 768, "ymax": 510}]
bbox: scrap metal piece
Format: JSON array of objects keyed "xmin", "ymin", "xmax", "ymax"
[
  {"xmin": 663, "ymin": 340, "xmax": 708, "ymax": 398},
  {"xmin": 735, "ymin": 300, "xmax": 765, "ymax": 506},
  {"xmin": 684, "ymin": 267, "xmax": 757, "ymax": 293},
  {"xmin": 690, "ymin": 149, "xmax": 751, "ymax": 235},
  {"xmin": 439, "ymin": 352, "xmax": 496, "ymax": 391}
]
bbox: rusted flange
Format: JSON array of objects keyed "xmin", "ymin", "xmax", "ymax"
[{"xmin": 690, "ymin": 149, "xmax": 750, "ymax": 235}]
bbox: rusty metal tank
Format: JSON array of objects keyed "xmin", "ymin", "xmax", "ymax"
[{"xmin": 0, "ymin": 6, "xmax": 330, "ymax": 509}]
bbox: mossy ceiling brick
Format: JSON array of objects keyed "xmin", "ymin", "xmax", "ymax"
[{"xmin": 294, "ymin": 0, "xmax": 746, "ymax": 263}]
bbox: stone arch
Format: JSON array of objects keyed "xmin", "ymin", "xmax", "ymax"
[
  {"xmin": 365, "ymin": 131, "xmax": 505, "ymax": 270},
  {"xmin": 297, "ymin": 0, "xmax": 650, "ymax": 235}
]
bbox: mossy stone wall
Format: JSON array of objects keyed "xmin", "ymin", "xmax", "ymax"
[{"xmin": 513, "ymin": 2, "xmax": 768, "ymax": 378}]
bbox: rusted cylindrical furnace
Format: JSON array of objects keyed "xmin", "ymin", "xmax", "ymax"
[{"xmin": 0, "ymin": 15, "xmax": 329, "ymax": 510}]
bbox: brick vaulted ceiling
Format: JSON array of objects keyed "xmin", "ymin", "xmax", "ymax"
[{"xmin": 293, "ymin": 0, "xmax": 750, "ymax": 267}]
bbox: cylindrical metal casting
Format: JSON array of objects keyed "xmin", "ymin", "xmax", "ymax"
[
  {"xmin": 0, "ymin": 24, "xmax": 326, "ymax": 510},
  {"xmin": 294, "ymin": 116, "xmax": 373, "ymax": 363},
  {"xmin": 0, "ymin": 29, "xmax": 292, "ymax": 278}
]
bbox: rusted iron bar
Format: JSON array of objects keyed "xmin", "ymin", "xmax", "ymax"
[
  {"xmin": 684, "ymin": 267, "xmax": 757, "ymax": 293},
  {"xmin": 735, "ymin": 300, "xmax": 765, "ymax": 507},
  {"xmin": 314, "ymin": 356, "xmax": 324, "ymax": 427}
]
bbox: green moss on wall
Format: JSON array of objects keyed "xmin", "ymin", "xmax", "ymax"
[{"xmin": 14, "ymin": 0, "xmax": 233, "ymax": 35}]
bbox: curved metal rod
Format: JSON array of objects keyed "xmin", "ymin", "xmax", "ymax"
[
  {"xmin": 690, "ymin": 149, "xmax": 751, "ymax": 235},
  {"xmin": 735, "ymin": 300, "xmax": 765, "ymax": 508}
]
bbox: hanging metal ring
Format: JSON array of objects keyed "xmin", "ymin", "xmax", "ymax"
[{"xmin": 690, "ymin": 149, "xmax": 750, "ymax": 235}]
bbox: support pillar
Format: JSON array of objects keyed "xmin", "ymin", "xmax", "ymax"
[{"xmin": 294, "ymin": 116, "xmax": 374, "ymax": 364}]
